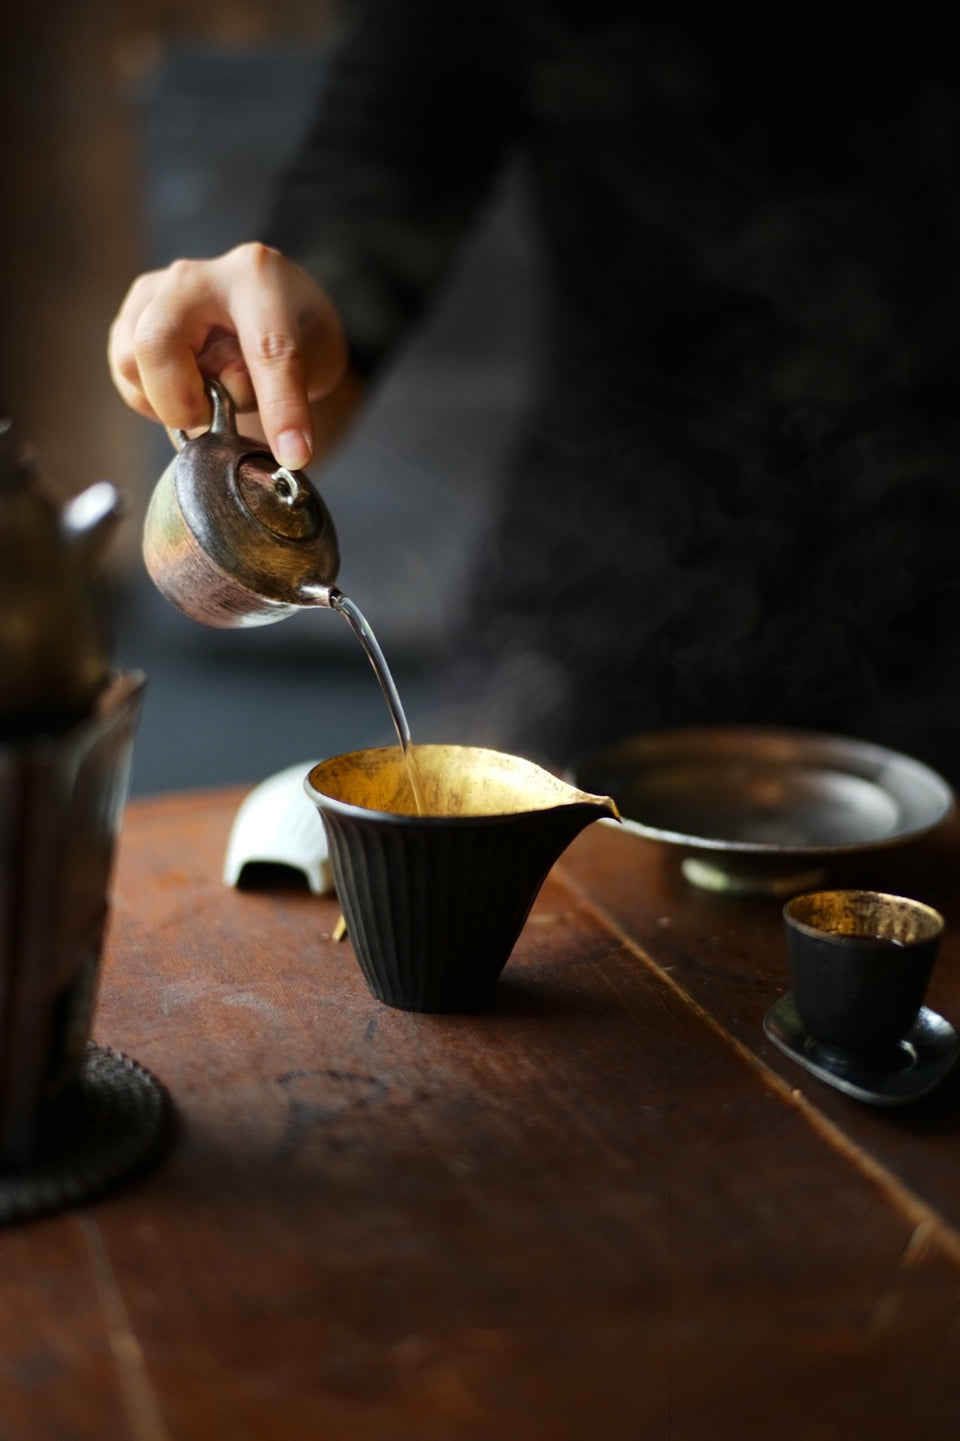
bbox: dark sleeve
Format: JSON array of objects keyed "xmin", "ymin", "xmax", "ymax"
[{"xmin": 264, "ymin": 0, "xmax": 523, "ymax": 377}]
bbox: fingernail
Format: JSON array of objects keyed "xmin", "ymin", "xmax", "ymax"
[{"xmin": 275, "ymin": 429, "xmax": 311, "ymax": 469}]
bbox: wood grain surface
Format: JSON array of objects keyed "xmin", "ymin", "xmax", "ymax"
[{"xmin": 2, "ymin": 787, "xmax": 959, "ymax": 1440}]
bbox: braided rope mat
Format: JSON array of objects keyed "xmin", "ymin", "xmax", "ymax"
[{"xmin": 0, "ymin": 1045, "xmax": 169, "ymax": 1225}]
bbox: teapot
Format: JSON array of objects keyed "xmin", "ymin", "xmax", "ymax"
[
  {"xmin": 0, "ymin": 417, "xmax": 123, "ymax": 739},
  {"xmin": 142, "ymin": 377, "xmax": 340, "ymax": 627}
]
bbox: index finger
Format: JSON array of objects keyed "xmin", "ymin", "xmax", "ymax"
[{"xmin": 226, "ymin": 246, "xmax": 345, "ymax": 470}]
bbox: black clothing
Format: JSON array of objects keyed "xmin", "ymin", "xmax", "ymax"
[{"xmin": 268, "ymin": 1, "xmax": 960, "ymax": 774}]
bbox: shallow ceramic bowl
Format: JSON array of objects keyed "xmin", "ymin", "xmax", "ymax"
[{"xmin": 575, "ymin": 726, "xmax": 954, "ymax": 895}]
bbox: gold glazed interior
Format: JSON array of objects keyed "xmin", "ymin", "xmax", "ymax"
[
  {"xmin": 307, "ymin": 744, "xmax": 619, "ymax": 819},
  {"xmin": 786, "ymin": 889, "xmax": 945, "ymax": 946}
]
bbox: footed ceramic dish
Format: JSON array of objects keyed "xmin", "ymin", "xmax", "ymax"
[{"xmin": 576, "ymin": 726, "xmax": 954, "ymax": 895}]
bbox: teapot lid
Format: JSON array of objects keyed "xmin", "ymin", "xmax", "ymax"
[{"xmin": 170, "ymin": 380, "xmax": 339, "ymax": 601}]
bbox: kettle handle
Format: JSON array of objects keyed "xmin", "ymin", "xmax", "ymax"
[{"xmin": 166, "ymin": 376, "xmax": 236, "ymax": 453}]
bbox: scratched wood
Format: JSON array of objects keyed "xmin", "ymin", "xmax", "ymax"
[
  {"xmin": 560, "ymin": 818, "xmax": 960, "ymax": 1247},
  {"xmin": 1, "ymin": 788, "xmax": 960, "ymax": 1439}
]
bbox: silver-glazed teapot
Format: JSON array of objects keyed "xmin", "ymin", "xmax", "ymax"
[{"xmin": 142, "ymin": 377, "xmax": 340, "ymax": 627}]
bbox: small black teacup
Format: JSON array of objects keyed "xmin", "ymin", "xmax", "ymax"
[{"xmin": 783, "ymin": 889, "xmax": 944, "ymax": 1068}]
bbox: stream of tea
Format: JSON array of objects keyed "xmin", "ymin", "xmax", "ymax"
[{"xmin": 327, "ymin": 589, "xmax": 425, "ymax": 814}]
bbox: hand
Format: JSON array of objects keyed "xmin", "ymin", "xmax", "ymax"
[{"xmin": 107, "ymin": 243, "xmax": 349, "ymax": 469}]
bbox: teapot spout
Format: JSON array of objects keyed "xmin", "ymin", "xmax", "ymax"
[
  {"xmin": 297, "ymin": 581, "xmax": 341, "ymax": 608},
  {"xmin": 60, "ymin": 481, "xmax": 126, "ymax": 566}
]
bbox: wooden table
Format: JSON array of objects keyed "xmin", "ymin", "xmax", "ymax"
[{"xmin": 3, "ymin": 786, "xmax": 960, "ymax": 1440}]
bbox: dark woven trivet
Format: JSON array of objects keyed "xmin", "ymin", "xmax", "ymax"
[{"xmin": 0, "ymin": 1044, "xmax": 169, "ymax": 1225}]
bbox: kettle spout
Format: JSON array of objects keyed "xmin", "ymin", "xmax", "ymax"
[{"xmin": 60, "ymin": 481, "xmax": 126, "ymax": 566}]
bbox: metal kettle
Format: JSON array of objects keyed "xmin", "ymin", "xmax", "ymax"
[
  {"xmin": 0, "ymin": 417, "xmax": 122, "ymax": 739},
  {"xmin": 142, "ymin": 377, "xmax": 340, "ymax": 627}
]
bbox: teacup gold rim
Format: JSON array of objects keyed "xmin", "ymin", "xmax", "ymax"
[
  {"xmin": 303, "ymin": 745, "xmax": 618, "ymax": 827},
  {"xmin": 783, "ymin": 888, "xmax": 945, "ymax": 946}
]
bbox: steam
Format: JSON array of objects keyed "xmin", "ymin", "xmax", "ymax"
[
  {"xmin": 433, "ymin": 95, "xmax": 960, "ymax": 773},
  {"xmin": 433, "ymin": 360, "xmax": 960, "ymax": 771}
]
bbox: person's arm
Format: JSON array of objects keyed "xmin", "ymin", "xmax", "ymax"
[
  {"xmin": 265, "ymin": 0, "xmax": 522, "ymax": 381},
  {"xmin": 108, "ymin": 0, "xmax": 521, "ymax": 468}
]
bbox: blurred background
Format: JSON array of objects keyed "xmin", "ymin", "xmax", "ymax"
[{"xmin": 0, "ymin": 0, "xmax": 537, "ymax": 794}]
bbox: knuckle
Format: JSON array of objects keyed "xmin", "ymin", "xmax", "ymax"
[
  {"xmin": 120, "ymin": 274, "xmax": 151, "ymax": 309},
  {"xmin": 110, "ymin": 345, "xmax": 139, "ymax": 386},
  {"xmin": 230, "ymin": 240, "xmax": 282, "ymax": 280},
  {"xmin": 131, "ymin": 311, "xmax": 171, "ymax": 365},
  {"xmin": 164, "ymin": 256, "xmax": 199, "ymax": 287},
  {"xmin": 255, "ymin": 330, "xmax": 298, "ymax": 365}
]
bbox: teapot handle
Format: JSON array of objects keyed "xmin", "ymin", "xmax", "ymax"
[
  {"xmin": 164, "ymin": 376, "xmax": 308, "ymax": 504},
  {"xmin": 166, "ymin": 376, "xmax": 237, "ymax": 453}
]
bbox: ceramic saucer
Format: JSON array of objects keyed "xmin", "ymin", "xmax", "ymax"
[{"xmin": 763, "ymin": 992, "xmax": 960, "ymax": 1105}]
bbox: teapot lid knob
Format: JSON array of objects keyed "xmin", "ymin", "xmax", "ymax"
[{"xmin": 235, "ymin": 458, "xmax": 326, "ymax": 541}]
